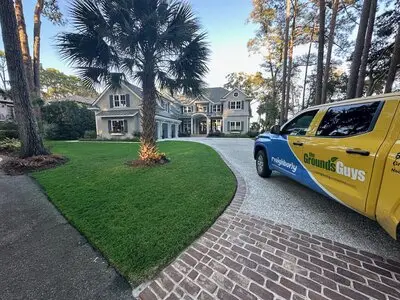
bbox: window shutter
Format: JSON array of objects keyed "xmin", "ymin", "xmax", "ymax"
[
  {"xmin": 227, "ymin": 121, "xmax": 230, "ymax": 131},
  {"xmin": 241, "ymin": 121, "xmax": 244, "ymax": 131},
  {"xmin": 109, "ymin": 95, "xmax": 114, "ymax": 108},
  {"xmin": 241, "ymin": 101, "xmax": 244, "ymax": 109},
  {"xmin": 126, "ymin": 94, "xmax": 130, "ymax": 107},
  {"xmin": 124, "ymin": 120, "xmax": 128, "ymax": 133},
  {"xmin": 108, "ymin": 120, "xmax": 112, "ymax": 132}
]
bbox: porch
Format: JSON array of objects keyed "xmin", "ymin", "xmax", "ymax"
[{"xmin": 180, "ymin": 113, "xmax": 222, "ymax": 136}]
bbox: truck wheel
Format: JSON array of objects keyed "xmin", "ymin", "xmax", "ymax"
[{"xmin": 256, "ymin": 150, "xmax": 272, "ymax": 178}]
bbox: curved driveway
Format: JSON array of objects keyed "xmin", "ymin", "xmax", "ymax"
[{"xmin": 175, "ymin": 137, "xmax": 400, "ymax": 260}]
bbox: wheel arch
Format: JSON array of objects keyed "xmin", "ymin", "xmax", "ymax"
[{"xmin": 254, "ymin": 143, "xmax": 268, "ymax": 159}]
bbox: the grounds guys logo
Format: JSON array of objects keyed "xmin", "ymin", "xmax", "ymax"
[
  {"xmin": 392, "ymin": 152, "xmax": 400, "ymax": 175},
  {"xmin": 304, "ymin": 152, "xmax": 366, "ymax": 182}
]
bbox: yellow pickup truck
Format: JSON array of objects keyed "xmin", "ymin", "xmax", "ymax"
[{"xmin": 254, "ymin": 93, "xmax": 400, "ymax": 239}]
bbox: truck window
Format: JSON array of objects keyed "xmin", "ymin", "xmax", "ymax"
[
  {"xmin": 316, "ymin": 101, "xmax": 382, "ymax": 137},
  {"xmin": 281, "ymin": 110, "xmax": 318, "ymax": 136}
]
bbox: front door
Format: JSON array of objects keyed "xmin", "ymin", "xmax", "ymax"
[
  {"xmin": 199, "ymin": 120, "xmax": 207, "ymax": 134},
  {"xmin": 302, "ymin": 100, "xmax": 396, "ymax": 213}
]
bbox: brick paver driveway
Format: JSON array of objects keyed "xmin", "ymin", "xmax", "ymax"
[{"xmin": 139, "ymin": 138, "xmax": 400, "ymax": 300}]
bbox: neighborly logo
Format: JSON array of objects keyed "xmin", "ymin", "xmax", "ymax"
[
  {"xmin": 271, "ymin": 157, "xmax": 297, "ymax": 173},
  {"xmin": 304, "ymin": 152, "xmax": 366, "ymax": 182}
]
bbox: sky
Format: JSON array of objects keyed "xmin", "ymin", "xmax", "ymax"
[{"xmin": 0, "ymin": 0, "xmax": 264, "ymax": 88}]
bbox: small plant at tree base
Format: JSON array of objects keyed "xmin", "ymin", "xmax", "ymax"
[{"xmin": 0, "ymin": 137, "xmax": 21, "ymax": 153}]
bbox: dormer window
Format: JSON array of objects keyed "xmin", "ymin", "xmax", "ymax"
[
  {"xmin": 212, "ymin": 104, "xmax": 221, "ymax": 112},
  {"xmin": 114, "ymin": 94, "xmax": 126, "ymax": 107}
]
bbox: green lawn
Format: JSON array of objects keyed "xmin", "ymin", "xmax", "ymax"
[{"xmin": 32, "ymin": 141, "xmax": 236, "ymax": 284}]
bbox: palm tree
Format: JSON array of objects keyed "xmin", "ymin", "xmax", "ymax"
[{"xmin": 57, "ymin": 0, "xmax": 209, "ymax": 163}]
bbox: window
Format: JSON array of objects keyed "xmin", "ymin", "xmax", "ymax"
[
  {"xmin": 230, "ymin": 121, "xmax": 242, "ymax": 131},
  {"xmin": 233, "ymin": 92, "xmax": 239, "ymax": 97},
  {"xmin": 212, "ymin": 119, "xmax": 222, "ymax": 131},
  {"xmin": 183, "ymin": 106, "xmax": 193, "ymax": 113},
  {"xmin": 197, "ymin": 105, "xmax": 208, "ymax": 112},
  {"xmin": 229, "ymin": 101, "xmax": 242, "ymax": 110},
  {"xmin": 281, "ymin": 110, "xmax": 318, "ymax": 136},
  {"xmin": 213, "ymin": 104, "xmax": 221, "ymax": 112},
  {"xmin": 316, "ymin": 101, "xmax": 381, "ymax": 137},
  {"xmin": 113, "ymin": 94, "xmax": 126, "ymax": 107},
  {"xmin": 182, "ymin": 119, "xmax": 191, "ymax": 133},
  {"xmin": 111, "ymin": 120, "xmax": 125, "ymax": 133}
]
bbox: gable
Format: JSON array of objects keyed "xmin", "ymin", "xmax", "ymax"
[
  {"xmin": 93, "ymin": 83, "xmax": 142, "ymax": 110},
  {"xmin": 221, "ymin": 88, "xmax": 249, "ymax": 100}
]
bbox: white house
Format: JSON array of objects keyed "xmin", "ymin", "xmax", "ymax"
[
  {"xmin": 90, "ymin": 81, "xmax": 252, "ymax": 139},
  {"xmin": 0, "ymin": 96, "xmax": 14, "ymax": 122}
]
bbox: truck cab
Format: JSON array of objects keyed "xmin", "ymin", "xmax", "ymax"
[{"xmin": 254, "ymin": 93, "xmax": 400, "ymax": 239}]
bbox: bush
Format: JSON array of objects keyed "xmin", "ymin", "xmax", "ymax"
[
  {"xmin": 133, "ymin": 131, "xmax": 141, "ymax": 138},
  {"xmin": 84, "ymin": 130, "xmax": 97, "ymax": 139},
  {"xmin": 41, "ymin": 101, "xmax": 96, "ymax": 140},
  {"xmin": 0, "ymin": 129, "xmax": 18, "ymax": 140},
  {"xmin": 207, "ymin": 131, "xmax": 225, "ymax": 137},
  {"xmin": 246, "ymin": 131, "xmax": 259, "ymax": 138},
  {"xmin": 0, "ymin": 121, "xmax": 18, "ymax": 131},
  {"xmin": 178, "ymin": 132, "xmax": 191, "ymax": 137},
  {"xmin": 0, "ymin": 138, "xmax": 21, "ymax": 153}
]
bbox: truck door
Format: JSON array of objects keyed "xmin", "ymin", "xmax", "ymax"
[
  {"xmin": 268, "ymin": 109, "xmax": 319, "ymax": 182},
  {"xmin": 302, "ymin": 100, "xmax": 397, "ymax": 213}
]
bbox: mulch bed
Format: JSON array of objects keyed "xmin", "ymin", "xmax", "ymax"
[{"xmin": 0, "ymin": 155, "xmax": 67, "ymax": 175}]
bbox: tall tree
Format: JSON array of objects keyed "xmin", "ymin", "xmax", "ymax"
[
  {"xmin": 57, "ymin": 0, "xmax": 209, "ymax": 163},
  {"xmin": 321, "ymin": 0, "xmax": 339, "ymax": 104},
  {"xmin": 0, "ymin": 0, "xmax": 48, "ymax": 157},
  {"xmin": 14, "ymin": 0, "xmax": 35, "ymax": 93},
  {"xmin": 0, "ymin": 50, "xmax": 7, "ymax": 90},
  {"xmin": 280, "ymin": 0, "xmax": 291, "ymax": 124},
  {"xmin": 315, "ymin": 0, "xmax": 326, "ymax": 105},
  {"xmin": 346, "ymin": 0, "xmax": 372, "ymax": 99},
  {"xmin": 356, "ymin": 0, "xmax": 377, "ymax": 97},
  {"xmin": 385, "ymin": 28, "xmax": 400, "ymax": 93}
]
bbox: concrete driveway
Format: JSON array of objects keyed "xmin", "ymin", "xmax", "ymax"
[{"xmin": 174, "ymin": 137, "xmax": 400, "ymax": 260}]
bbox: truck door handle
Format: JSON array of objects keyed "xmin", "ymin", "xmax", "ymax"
[
  {"xmin": 346, "ymin": 149, "xmax": 370, "ymax": 156},
  {"xmin": 293, "ymin": 142, "xmax": 303, "ymax": 146}
]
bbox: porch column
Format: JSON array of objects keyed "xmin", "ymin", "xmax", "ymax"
[
  {"xmin": 206, "ymin": 117, "xmax": 210, "ymax": 134},
  {"xmin": 158, "ymin": 121, "xmax": 162, "ymax": 139},
  {"xmin": 191, "ymin": 116, "xmax": 194, "ymax": 135},
  {"xmin": 175, "ymin": 123, "xmax": 179, "ymax": 138},
  {"xmin": 168, "ymin": 123, "xmax": 172, "ymax": 138}
]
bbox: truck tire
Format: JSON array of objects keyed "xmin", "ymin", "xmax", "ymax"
[{"xmin": 256, "ymin": 149, "xmax": 272, "ymax": 178}]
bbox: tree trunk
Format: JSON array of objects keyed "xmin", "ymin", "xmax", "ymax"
[
  {"xmin": 356, "ymin": 0, "xmax": 377, "ymax": 98},
  {"xmin": 315, "ymin": 0, "xmax": 326, "ymax": 105},
  {"xmin": 139, "ymin": 59, "xmax": 160, "ymax": 162},
  {"xmin": 302, "ymin": 21, "xmax": 316, "ymax": 110},
  {"xmin": 285, "ymin": 0, "xmax": 297, "ymax": 120},
  {"xmin": 14, "ymin": 0, "xmax": 34, "ymax": 94},
  {"xmin": 321, "ymin": 0, "xmax": 339, "ymax": 104},
  {"xmin": 384, "ymin": 28, "xmax": 400, "ymax": 93},
  {"xmin": 0, "ymin": 0, "xmax": 48, "ymax": 157},
  {"xmin": 346, "ymin": 0, "xmax": 372, "ymax": 99},
  {"xmin": 280, "ymin": 0, "xmax": 291, "ymax": 124},
  {"xmin": 33, "ymin": 0, "xmax": 44, "ymax": 97}
]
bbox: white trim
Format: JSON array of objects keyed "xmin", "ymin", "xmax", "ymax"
[
  {"xmin": 91, "ymin": 82, "xmax": 142, "ymax": 106},
  {"xmin": 155, "ymin": 115, "xmax": 181, "ymax": 124},
  {"xmin": 99, "ymin": 112, "xmax": 138, "ymax": 118}
]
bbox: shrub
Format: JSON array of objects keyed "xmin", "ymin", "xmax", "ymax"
[
  {"xmin": 0, "ymin": 138, "xmax": 21, "ymax": 153},
  {"xmin": 246, "ymin": 131, "xmax": 259, "ymax": 138},
  {"xmin": 84, "ymin": 130, "xmax": 97, "ymax": 139},
  {"xmin": 0, "ymin": 121, "xmax": 18, "ymax": 131},
  {"xmin": 0, "ymin": 129, "xmax": 19, "ymax": 140},
  {"xmin": 41, "ymin": 101, "xmax": 96, "ymax": 140},
  {"xmin": 133, "ymin": 131, "xmax": 141, "ymax": 138},
  {"xmin": 207, "ymin": 131, "xmax": 225, "ymax": 137},
  {"xmin": 178, "ymin": 132, "xmax": 191, "ymax": 137}
]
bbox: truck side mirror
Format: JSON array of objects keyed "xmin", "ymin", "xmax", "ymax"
[{"xmin": 270, "ymin": 125, "xmax": 281, "ymax": 135}]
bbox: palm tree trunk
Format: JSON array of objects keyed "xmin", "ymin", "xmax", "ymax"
[
  {"xmin": 321, "ymin": 0, "xmax": 339, "ymax": 104},
  {"xmin": 0, "ymin": 0, "xmax": 48, "ymax": 157},
  {"xmin": 14, "ymin": 0, "xmax": 34, "ymax": 94},
  {"xmin": 33, "ymin": 0, "xmax": 44, "ymax": 97},
  {"xmin": 302, "ymin": 22, "xmax": 316, "ymax": 110},
  {"xmin": 356, "ymin": 0, "xmax": 377, "ymax": 98},
  {"xmin": 315, "ymin": 0, "xmax": 326, "ymax": 105},
  {"xmin": 139, "ymin": 61, "xmax": 159, "ymax": 162},
  {"xmin": 280, "ymin": 0, "xmax": 291, "ymax": 124},
  {"xmin": 346, "ymin": 0, "xmax": 372, "ymax": 99},
  {"xmin": 384, "ymin": 28, "xmax": 400, "ymax": 93},
  {"xmin": 285, "ymin": 0, "xmax": 297, "ymax": 120}
]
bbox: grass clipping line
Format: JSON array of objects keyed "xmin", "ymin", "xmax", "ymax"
[{"xmin": 2, "ymin": 155, "xmax": 67, "ymax": 175}]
